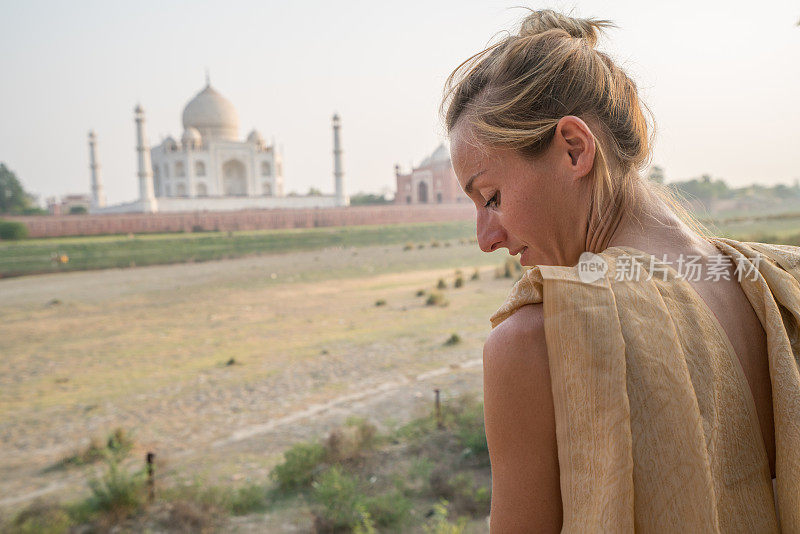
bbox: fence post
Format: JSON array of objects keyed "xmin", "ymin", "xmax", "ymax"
[
  {"xmin": 434, "ymin": 389, "xmax": 443, "ymax": 429},
  {"xmin": 146, "ymin": 452, "xmax": 155, "ymax": 503}
]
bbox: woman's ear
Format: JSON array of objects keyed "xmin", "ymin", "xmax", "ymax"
[{"xmin": 554, "ymin": 116, "xmax": 595, "ymax": 179}]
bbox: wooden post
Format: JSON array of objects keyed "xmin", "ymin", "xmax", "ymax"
[
  {"xmin": 435, "ymin": 389, "xmax": 443, "ymax": 429},
  {"xmin": 146, "ymin": 452, "xmax": 155, "ymax": 502}
]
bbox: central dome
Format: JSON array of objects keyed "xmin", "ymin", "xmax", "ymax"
[{"xmin": 182, "ymin": 84, "xmax": 239, "ymax": 141}]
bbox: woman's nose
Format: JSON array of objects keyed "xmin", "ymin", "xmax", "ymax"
[{"xmin": 476, "ymin": 209, "xmax": 506, "ymax": 253}]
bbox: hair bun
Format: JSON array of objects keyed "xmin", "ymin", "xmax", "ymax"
[{"xmin": 518, "ymin": 9, "xmax": 614, "ymax": 47}]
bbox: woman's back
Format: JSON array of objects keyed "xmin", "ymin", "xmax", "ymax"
[
  {"xmin": 488, "ymin": 237, "xmax": 800, "ymax": 532},
  {"xmin": 632, "ymin": 238, "xmax": 775, "ymax": 477}
]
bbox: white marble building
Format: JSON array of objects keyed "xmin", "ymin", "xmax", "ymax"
[{"xmin": 92, "ymin": 79, "xmax": 346, "ymax": 214}]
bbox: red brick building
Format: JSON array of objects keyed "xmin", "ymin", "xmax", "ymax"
[{"xmin": 394, "ymin": 144, "xmax": 468, "ymax": 205}]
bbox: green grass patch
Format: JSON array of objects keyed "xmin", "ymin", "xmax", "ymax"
[{"xmin": 0, "ymin": 220, "xmax": 478, "ymax": 277}]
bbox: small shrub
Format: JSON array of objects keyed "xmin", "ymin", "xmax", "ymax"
[
  {"xmin": 105, "ymin": 427, "xmax": 134, "ymax": 460},
  {"xmin": 451, "ymin": 398, "xmax": 488, "ymax": 460},
  {"xmin": 453, "ymin": 276, "xmax": 464, "ymax": 288},
  {"xmin": 471, "ymin": 268, "xmax": 480, "ymax": 281},
  {"xmin": 270, "ymin": 441, "xmax": 326, "ymax": 491},
  {"xmin": 69, "ymin": 206, "xmax": 88, "ymax": 215},
  {"xmin": 444, "ymin": 333, "xmax": 461, "ymax": 346},
  {"xmin": 10, "ymin": 499, "xmax": 72, "ymax": 534},
  {"xmin": 415, "ymin": 289, "xmax": 426, "ymax": 297},
  {"xmin": 228, "ymin": 484, "xmax": 271, "ymax": 515},
  {"xmin": 430, "ymin": 240, "xmax": 441, "ymax": 248},
  {"xmin": 503, "ymin": 257, "xmax": 523, "ymax": 279},
  {"xmin": 436, "ymin": 278, "xmax": 447, "ymax": 290},
  {"xmin": 362, "ymin": 490, "xmax": 412, "ymax": 528},
  {"xmin": 0, "ymin": 220, "xmax": 28, "ymax": 240},
  {"xmin": 403, "ymin": 242, "xmax": 414, "ymax": 251},
  {"xmin": 446, "ymin": 472, "xmax": 491, "ymax": 517},
  {"xmin": 312, "ymin": 467, "xmax": 409, "ymax": 532},
  {"xmin": 54, "ymin": 427, "xmax": 133, "ymax": 470},
  {"xmin": 86, "ymin": 459, "xmax": 146, "ymax": 520},
  {"xmin": 425, "ymin": 291, "xmax": 449, "ymax": 307},
  {"xmin": 417, "ymin": 243, "xmax": 425, "ymax": 249},
  {"xmin": 311, "ymin": 466, "xmax": 363, "ymax": 531},
  {"xmin": 325, "ymin": 417, "xmax": 377, "ymax": 463},
  {"xmin": 374, "ymin": 299, "xmax": 387, "ymax": 307},
  {"xmin": 422, "ymin": 500, "xmax": 468, "ymax": 534}
]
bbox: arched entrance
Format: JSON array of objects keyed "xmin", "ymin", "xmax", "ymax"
[
  {"xmin": 222, "ymin": 160, "xmax": 247, "ymax": 196},
  {"xmin": 417, "ymin": 181, "xmax": 429, "ymax": 203}
]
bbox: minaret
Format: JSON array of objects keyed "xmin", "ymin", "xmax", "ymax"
[
  {"xmin": 134, "ymin": 104, "xmax": 157, "ymax": 212},
  {"xmin": 88, "ymin": 130, "xmax": 106, "ymax": 209},
  {"xmin": 332, "ymin": 113, "xmax": 347, "ymax": 206}
]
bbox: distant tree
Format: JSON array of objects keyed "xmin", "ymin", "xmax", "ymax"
[
  {"xmin": 69, "ymin": 205, "xmax": 88, "ymax": 215},
  {"xmin": 0, "ymin": 163, "xmax": 37, "ymax": 214},
  {"xmin": 670, "ymin": 174, "xmax": 732, "ymax": 204},
  {"xmin": 307, "ymin": 187, "xmax": 323, "ymax": 196},
  {"xmin": 349, "ymin": 193, "xmax": 390, "ymax": 206}
]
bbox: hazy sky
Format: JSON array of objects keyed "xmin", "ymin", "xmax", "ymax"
[{"xmin": 1, "ymin": 0, "xmax": 798, "ymax": 205}]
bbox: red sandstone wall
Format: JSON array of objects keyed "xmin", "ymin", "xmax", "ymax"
[{"xmin": 3, "ymin": 204, "xmax": 476, "ymax": 238}]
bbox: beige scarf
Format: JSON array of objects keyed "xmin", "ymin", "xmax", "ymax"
[{"xmin": 490, "ymin": 238, "xmax": 800, "ymax": 533}]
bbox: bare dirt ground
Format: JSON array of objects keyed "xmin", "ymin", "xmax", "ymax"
[{"xmin": 0, "ymin": 242, "xmax": 512, "ymax": 530}]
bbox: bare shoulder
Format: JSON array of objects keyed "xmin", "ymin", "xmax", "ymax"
[
  {"xmin": 484, "ymin": 302, "xmax": 546, "ymax": 370},
  {"xmin": 483, "ymin": 303, "xmax": 561, "ymax": 532}
]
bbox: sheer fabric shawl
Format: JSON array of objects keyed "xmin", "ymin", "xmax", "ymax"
[{"xmin": 490, "ymin": 238, "xmax": 800, "ymax": 533}]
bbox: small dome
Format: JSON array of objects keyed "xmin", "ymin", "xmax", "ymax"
[
  {"xmin": 163, "ymin": 135, "xmax": 180, "ymax": 151},
  {"xmin": 181, "ymin": 127, "xmax": 202, "ymax": 147},
  {"xmin": 182, "ymin": 83, "xmax": 239, "ymax": 141},
  {"xmin": 419, "ymin": 143, "xmax": 450, "ymax": 167},
  {"xmin": 247, "ymin": 129, "xmax": 265, "ymax": 146}
]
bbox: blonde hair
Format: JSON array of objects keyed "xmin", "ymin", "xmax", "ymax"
[{"xmin": 442, "ymin": 9, "xmax": 710, "ymax": 238}]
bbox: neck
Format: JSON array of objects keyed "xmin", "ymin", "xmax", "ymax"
[{"xmin": 585, "ymin": 178, "xmax": 708, "ymax": 256}]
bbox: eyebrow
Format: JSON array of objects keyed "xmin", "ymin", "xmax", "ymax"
[{"xmin": 464, "ymin": 170, "xmax": 487, "ymax": 194}]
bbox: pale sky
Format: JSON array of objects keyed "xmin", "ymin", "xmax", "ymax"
[{"xmin": 1, "ymin": 0, "xmax": 798, "ymax": 206}]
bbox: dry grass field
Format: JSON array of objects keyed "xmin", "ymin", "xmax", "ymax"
[{"xmin": 0, "ymin": 238, "xmax": 514, "ymax": 530}]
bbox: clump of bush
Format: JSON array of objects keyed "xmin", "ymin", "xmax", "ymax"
[
  {"xmin": 429, "ymin": 471, "xmax": 491, "ymax": 517},
  {"xmin": 423, "ymin": 500, "xmax": 468, "ymax": 533},
  {"xmin": 374, "ymin": 299, "xmax": 387, "ymax": 307},
  {"xmin": 453, "ymin": 274, "xmax": 464, "ymax": 288},
  {"xmin": 86, "ymin": 458, "xmax": 147, "ymax": 522},
  {"xmin": 430, "ymin": 240, "xmax": 441, "ymax": 248},
  {"xmin": 496, "ymin": 257, "xmax": 523, "ymax": 279},
  {"xmin": 403, "ymin": 242, "xmax": 414, "ymax": 251},
  {"xmin": 415, "ymin": 289, "xmax": 426, "ymax": 297},
  {"xmin": 311, "ymin": 466, "xmax": 411, "ymax": 532},
  {"xmin": 324, "ymin": 417, "xmax": 377, "ymax": 463},
  {"xmin": 444, "ymin": 333, "xmax": 461, "ymax": 346},
  {"xmin": 436, "ymin": 278, "xmax": 447, "ymax": 290},
  {"xmin": 54, "ymin": 427, "xmax": 134, "ymax": 470},
  {"xmin": 425, "ymin": 291, "xmax": 449, "ymax": 307},
  {"xmin": 471, "ymin": 268, "xmax": 480, "ymax": 281},
  {"xmin": 0, "ymin": 220, "xmax": 28, "ymax": 240},
  {"xmin": 270, "ymin": 442, "xmax": 327, "ymax": 491},
  {"xmin": 7, "ymin": 499, "xmax": 73, "ymax": 534}
]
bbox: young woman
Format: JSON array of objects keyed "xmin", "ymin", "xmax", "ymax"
[{"xmin": 443, "ymin": 9, "xmax": 800, "ymax": 532}]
